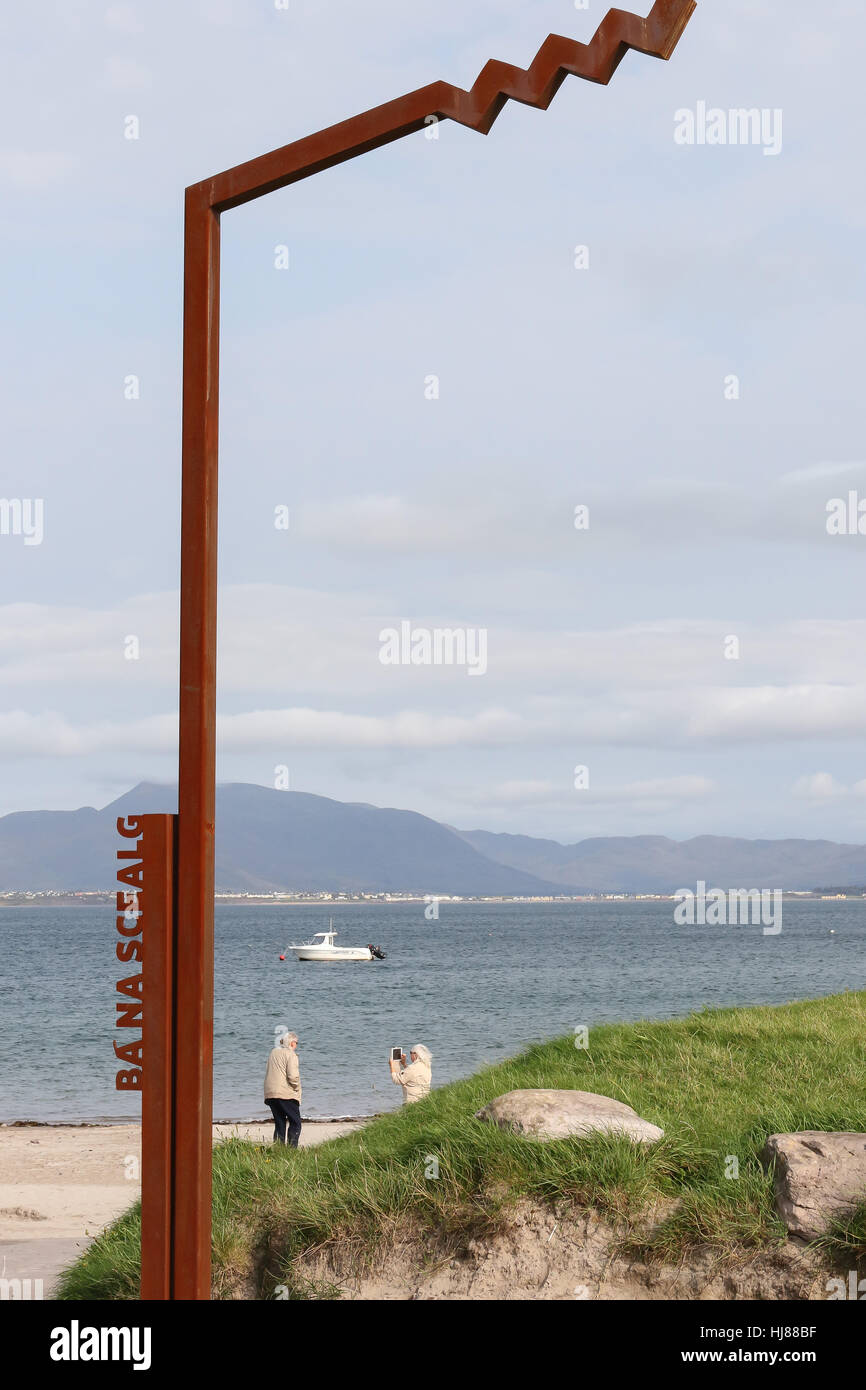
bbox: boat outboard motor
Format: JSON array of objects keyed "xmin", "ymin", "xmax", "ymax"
[{"xmin": 368, "ymin": 944, "xmax": 386, "ymax": 960}]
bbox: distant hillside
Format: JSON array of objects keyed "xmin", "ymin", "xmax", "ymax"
[
  {"xmin": 5, "ymin": 783, "xmax": 866, "ymax": 894},
  {"xmin": 456, "ymin": 828, "xmax": 866, "ymax": 893},
  {"xmin": 0, "ymin": 783, "xmax": 563, "ymax": 896}
]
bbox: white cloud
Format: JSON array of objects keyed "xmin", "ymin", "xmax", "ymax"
[
  {"xmin": 4, "ymin": 593, "xmax": 866, "ymax": 755},
  {"xmin": 11, "ymin": 673, "xmax": 866, "ymax": 763},
  {"xmin": 684, "ymin": 685, "xmax": 866, "ymax": 744},
  {"xmin": 5, "ymin": 592, "xmax": 866, "ymax": 699},
  {"xmin": 0, "ymin": 705, "xmax": 531, "ymax": 758},
  {"xmin": 279, "ymin": 470, "xmax": 866, "ymax": 561},
  {"xmin": 0, "ymin": 710, "xmax": 177, "ymax": 758},
  {"xmin": 792, "ymin": 772, "xmax": 866, "ymax": 801},
  {"xmin": 216, "ymin": 705, "xmax": 528, "ymax": 750}
]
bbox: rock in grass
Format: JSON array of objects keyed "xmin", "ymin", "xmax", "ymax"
[
  {"xmin": 762, "ymin": 1132, "xmax": 866, "ymax": 1241},
  {"xmin": 475, "ymin": 1090, "xmax": 664, "ymax": 1144}
]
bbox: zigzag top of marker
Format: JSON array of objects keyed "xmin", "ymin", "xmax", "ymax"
[
  {"xmin": 433, "ymin": 0, "xmax": 696, "ymax": 134},
  {"xmin": 199, "ymin": 1, "xmax": 696, "ymax": 209}
]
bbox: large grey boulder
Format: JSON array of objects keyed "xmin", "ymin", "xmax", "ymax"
[
  {"xmin": 762, "ymin": 1132, "xmax": 866, "ymax": 1240},
  {"xmin": 475, "ymin": 1090, "xmax": 664, "ymax": 1144}
]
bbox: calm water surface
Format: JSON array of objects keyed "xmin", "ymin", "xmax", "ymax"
[{"xmin": 0, "ymin": 901, "xmax": 863, "ymax": 1122}]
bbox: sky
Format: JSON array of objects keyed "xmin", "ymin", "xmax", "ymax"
[{"xmin": 1, "ymin": 0, "xmax": 865, "ymax": 843}]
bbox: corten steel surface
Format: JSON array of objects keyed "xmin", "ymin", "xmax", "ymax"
[
  {"xmin": 138, "ymin": 814, "xmax": 177, "ymax": 1301},
  {"xmin": 168, "ymin": 0, "xmax": 696, "ymax": 1299}
]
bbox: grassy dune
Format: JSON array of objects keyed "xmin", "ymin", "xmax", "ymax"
[{"xmin": 57, "ymin": 991, "xmax": 866, "ymax": 1300}]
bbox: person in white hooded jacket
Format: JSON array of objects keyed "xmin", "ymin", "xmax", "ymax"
[{"xmin": 389, "ymin": 1044, "xmax": 432, "ymax": 1104}]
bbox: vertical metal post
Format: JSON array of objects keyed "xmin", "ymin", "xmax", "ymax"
[
  {"xmin": 139, "ymin": 813, "xmax": 178, "ymax": 1300},
  {"xmin": 174, "ymin": 187, "xmax": 221, "ymax": 1301}
]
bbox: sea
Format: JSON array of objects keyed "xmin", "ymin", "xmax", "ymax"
[{"xmin": 0, "ymin": 900, "xmax": 863, "ymax": 1123}]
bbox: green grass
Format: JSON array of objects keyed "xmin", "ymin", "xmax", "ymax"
[{"xmin": 55, "ymin": 991, "xmax": 866, "ymax": 1300}]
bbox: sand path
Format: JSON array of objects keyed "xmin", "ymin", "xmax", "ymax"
[{"xmin": 0, "ymin": 1119, "xmax": 363, "ymax": 1296}]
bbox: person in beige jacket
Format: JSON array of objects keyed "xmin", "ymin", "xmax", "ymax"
[
  {"xmin": 264, "ymin": 1032, "xmax": 302, "ymax": 1146},
  {"xmin": 389, "ymin": 1043, "xmax": 432, "ymax": 1104}
]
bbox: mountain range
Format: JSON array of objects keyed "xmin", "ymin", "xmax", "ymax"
[
  {"xmin": 2, "ymin": 782, "xmax": 866, "ymax": 894},
  {"xmin": 455, "ymin": 828, "xmax": 866, "ymax": 894},
  {"xmin": 0, "ymin": 783, "xmax": 558, "ymax": 895}
]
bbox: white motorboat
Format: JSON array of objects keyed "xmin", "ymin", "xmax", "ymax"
[{"xmin": 289, "ymin": 924, "xmax": 386, "ymax": 963}]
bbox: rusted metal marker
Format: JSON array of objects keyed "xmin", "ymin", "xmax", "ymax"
[{"xmin": 132, "ymin": 0, "xmax": 696, "ymax": 1299}]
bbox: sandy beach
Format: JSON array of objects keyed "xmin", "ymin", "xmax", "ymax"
[{"xmin": 0, "ymin": 1119, "xmax": 364, "ymax": 1295}]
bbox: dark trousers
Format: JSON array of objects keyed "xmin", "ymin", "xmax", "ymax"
[{"xmin": 267, "ymin": 1097, "xmax": 302, "ymax": 1147}]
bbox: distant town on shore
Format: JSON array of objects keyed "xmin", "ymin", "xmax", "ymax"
[{"xmin": 3, "ymin": 888, "xmax": 865, "ymax": 908}]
